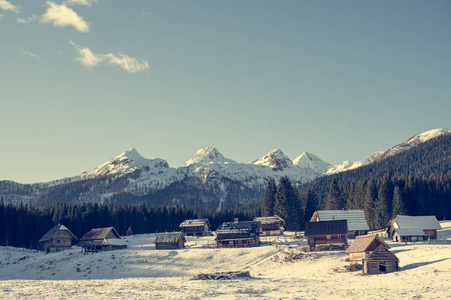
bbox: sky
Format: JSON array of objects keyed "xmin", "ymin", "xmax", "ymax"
[{"xmin": 1, "ymin": 0, "xmax": 450, "ymax": 184}]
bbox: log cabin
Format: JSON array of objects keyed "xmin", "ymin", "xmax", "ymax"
[
  {"xmin": 305, "ymin": 220, "xmax": 348, "ymax": 251},
  {"xmin": 39, "ymin": 224, "xmax": 78, "ymax": 253},
  {"xmin": 310, "ymin": 210, "xmax": 370, "ymax": 238},
  {"xmin": 179, "ymin": 219, "xmax": 211, "ymax": 237},
  {"xmin": 345, "ymin": 234, "xmax": 390, "ymax": 262},
  {"xmin": 79, "ymin": 227, "xmax": 127, "ymax": 252},
  {"xmin": 362, "ymin": 244, "xmax": 399, "ymax": 275},
  {"xmin": 215, "ymin": 220, "xmax": 262, "ymax": 248},
  {"xmin": 388, "ymin": 215, "xmax": 442, "ymax": 242},
  {"xmin": 155, "ymin": 232, "xmax": 186, "ymax": 249},
  {"xmin": 253, "ymin": 215, "xmax": 285, "ymax": 236}
]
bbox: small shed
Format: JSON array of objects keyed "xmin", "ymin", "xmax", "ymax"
[
  {"xmin": 362, "ymin": 244, "xmax": 399, "ymax": 275},
  {"xmin": 253, "ymin": 215, "xmax": 285, "ymax": 236},
  {"xmin": 310, "ymin": 210, "xmax": 370, "ymax": 238},
  {"xmin": 39, "ymin": 224, "xmax": 78, "ymax": 253},
  {"xmin": 345, "ymin": 234, "xmax": 390, "ymax": 262},
  {"xmin": 305, "ymin": 220, "xmax": 348, "ymax": 251},
  {"xmin": 215, "ymin": 220, "xmax": 262, "ymax": 248},
  {"xmin": 179, "ymin": 219, "xmax": 211, "ymax": 236},
  {"xmin": 155, "ymin": 232, "xmax": 186, "ymax": 250},
  {"xmin": 79, "ymin": 227, "xmax": 127, "ymax": 252},
  {"xmin": 388, "ymin": 215, "xmax": 442, "ymax": 242}
]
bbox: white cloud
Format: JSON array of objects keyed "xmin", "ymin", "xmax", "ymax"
[
  {"xmin": 70, "ymin": 41, "xmax": 101, "ymax": 68},
  {"xmin": 104, "ymin": 53, "xmax": 150, "ymax": 73},
  {"xmin": 20, "ymin": 49, "xmax": 46, "ymax": 63},
  {"xmin": 41, "ymin": 2, "xmax": 90, "ymax": 32},
  {"xmin": 70, "ymin": 41, "xmax": 150, "ymax": 73},
  {"xmin": 0, "ymin": 0, "xmax": 20, "ymax": 13},
  {"xmin": 64, "ymin": 0, "xmax": 97, "ymax": 7},
  {"xmin": 17, "ymin": 14, "xmax": 38, "ymax": 24}
]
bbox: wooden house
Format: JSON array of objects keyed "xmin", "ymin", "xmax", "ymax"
[
  {"xmin": 215, "ymin": 220, "xmax": 262, "ymax": 248},
  {"xmin": 179, "ymin": 219, "xmax": 211, "ymax": 236},
  {"xmin": 155, "ymin": 232, "xmax": 186, "ymax": 249},
  {"xmin": 345, "ymin": 234, "xmax": 390, "ymax": 262},
  {"xmin": 79, "ymin": 227, "xmax": 127, "ymax": 252},
  {"xmin": 388, "ymin": 215, "xmax": 442, "ymax": 242},
  {"xmin": 310, "ymin": 210, "xmax": 370, "ymax": 238},
  {"xmin": 362, "ymin": 244, "xmax": 399, "ymax": 275},
  {"xmin": 39, "ymin": 224, "xmax": 78, "ymax": 253},
  {"xmin": 253, "ymin": 215, "xmax": 285, "ymax": 236},
  {"xmin": 305, "ymin": 220, "xmax": 348, "ymax": 251}
]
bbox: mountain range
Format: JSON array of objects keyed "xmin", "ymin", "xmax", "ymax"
[{"xmin": 1, "ymin": 128, "xmax": 449, "ymax": 210}]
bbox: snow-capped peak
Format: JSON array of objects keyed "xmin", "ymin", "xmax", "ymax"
[
  {"xmin": 80, "ymin": 148, "xmax": 169, "ymax": 178},
  {"xmin": 382, "ymin": 128, "xmax": 451, "ymax": 159},
  {"xmin": 252, "ymin": 149, "xmax": 293, "ymax": 171},
  {"xmin": 293, "ymin": 152, "xmax": 332, "ymax": 174},
  {"xmin": 183, "ymin": 147, "xmax": 234, "ymax": 166},
  {"xmin": 326, "ymin": 151, "xmax": 384, "ymax": 175}
]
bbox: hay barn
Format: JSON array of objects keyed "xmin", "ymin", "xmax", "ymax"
[
  {"xmin": 362, "ymin": 244, "xmax": 399, "ymax": 275},
  {"xmin": 253, "ymin": 215, "xmax": 285, "ymax": 236},
  {"xmin": 155, "ymin": 232, "xmax": 186, "ymax": 250},
  {"xmin": 345, "ymin": 234, "xmax": 390, "ymax": 262},
  {"xmin": 179, "ymin": 219, "xmax": 211, "ymax": 236},
  {"xmin": 305, "ymin": 220, "xmax": 348, "ymax": 251},
  {"xmin": 39, "ymin": 224, "xmax": 78, "ymax": 253},
  {"xmin": 79, "ymin": 227, "xmax": 126, "ymax": 252}
]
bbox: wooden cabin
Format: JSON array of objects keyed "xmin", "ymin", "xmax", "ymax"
[
  {"xmin": 253, "ymin": 215, "xmax": 285, "ymax": 236},
  {"xmin": 310, "ymin": 210, "xmax": 370, "ymax": 238},
  {"xmin": 39, "ymin": 224, "xmax": 78, "ymax": 253},
  {"xmin": 388, "ymin": 215, "xmax": 442, "ymax": 242},
  {"xmin": 305, "ymin": 220, "xmax": 348, "ymax": 251},
  {"xmin": 155, "ymin": 232, "xmax": 186, "ymax": 249},
  {"xmin": 345, "ymin": 234, "xmax": 390, "ymax": 262},
  {"xmin": 79, "ymin": 227, "xmax": 127, "ymax": 252},
  {"xmin": 215, "ymin": 220, "xmax": 262, "ymax": 248},
  {"xmin": 179, "ymin": 219, "xmax": 211, "ymax": 236},
  {"xmin": 362, "ymin": 244, "xmax": 399, "ymax": 275}
]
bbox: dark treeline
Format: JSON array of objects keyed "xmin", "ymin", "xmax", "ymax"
[
  {"xmin": 0, "ymin": 200, "xmax": 260, "ymax": 250},
  {"xmin": 319, "ymin": 173, "xmax": 451, "ymax": 230}
]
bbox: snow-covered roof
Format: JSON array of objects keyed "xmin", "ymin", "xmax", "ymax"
[
  {"xmin": 313, "ymin": 210, "xmax": 370, "ymax": 231},
  {"xmin": 179, "ymin": 219, "xmax": 210, "ymax": 228},
  {"xmin": 394, "ymin": 215, "xmax": 442, "ymax": 230},
  {"xmin": 394, "ymin": 228, "xmax": 426, "ymax": 236},
  {"xmin": 253, "ymin": 215, "xmax": 284, "ymax": 225}
]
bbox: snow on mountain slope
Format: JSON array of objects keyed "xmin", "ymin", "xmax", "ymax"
[
  {"xmin": 183, "ymin": 147, "xmax": 236, "ymax": 167},
  {"xmin": 251, "ymin": 149, "xmax": 294, "ymax": 171},
  {"xmin": 80, "ymin": 148, "xmax": 169, "ymax": 179},
  {"xmin": 293, "ymin": 152, "xmax": 332, "ymax": 175},
  {"xmin": 326, "ymin": 151, "xmax": 384, "ymax": 174},
  {"xmin": 381, "ymin": 128, "xmax": 451, "ymax": 159}
]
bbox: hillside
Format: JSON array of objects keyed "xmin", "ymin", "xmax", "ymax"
[{"xmin": 0, "ymin": 222, "xmax": 450, "ymax": 299}]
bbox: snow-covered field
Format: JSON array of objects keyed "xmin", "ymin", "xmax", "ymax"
[{"xmin": 1, "ymin": 222, "xmax": 451, "ymax": 299}]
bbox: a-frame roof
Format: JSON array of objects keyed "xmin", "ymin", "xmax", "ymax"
[
  {"xmin": 345, "ymin": 234, "xmax": 389, "ymax": 253},
  {"xmin": 394, "ymin": 215, "xmax": 441, "ymax": 230},
  {"xmin": 312, "ymin": 210, "xmax": 370, "ymax": 231},
  {"xmin": 366, "ymin": 244, "xmax": 399, "ymax": 262},
  {"xmin": 39, "ymin": 224, "xmax": 78, "ymax": 242},
  {"xmin": 80, "ymin": 227, "xmax": 121, "ymax": 241}
]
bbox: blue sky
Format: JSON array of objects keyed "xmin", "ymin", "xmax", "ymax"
[{"xmin": 1, "ymin": 0, "xmax": 450, "ymax": 183}]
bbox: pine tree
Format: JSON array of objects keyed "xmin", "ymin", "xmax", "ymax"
[
  {"xmin": 304, "ymin": 189, "xmax": 318, "ymax": 223},
  {"xmin": 262, "ymin": 179, "xmax": 277, "ymax": 217},
  {"xmin": 392, "ymin": 185, "xmax": 407, "ymax": 217},
  {"xmin": 275, "ymin": 177, "xmax": 301, "ymax": 231},
  {"xmin": 325, "ymin": 179, "xmax": 345, "ymax": 210}
]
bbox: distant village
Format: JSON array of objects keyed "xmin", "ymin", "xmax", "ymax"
[{"xmin": 39, "ymin": 210, "xmax": 444, "ymax": 276}]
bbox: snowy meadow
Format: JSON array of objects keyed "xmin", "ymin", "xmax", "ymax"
[{"xmin": 1, "ymin": 222, "xmax": 451, "ymax": 299}]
